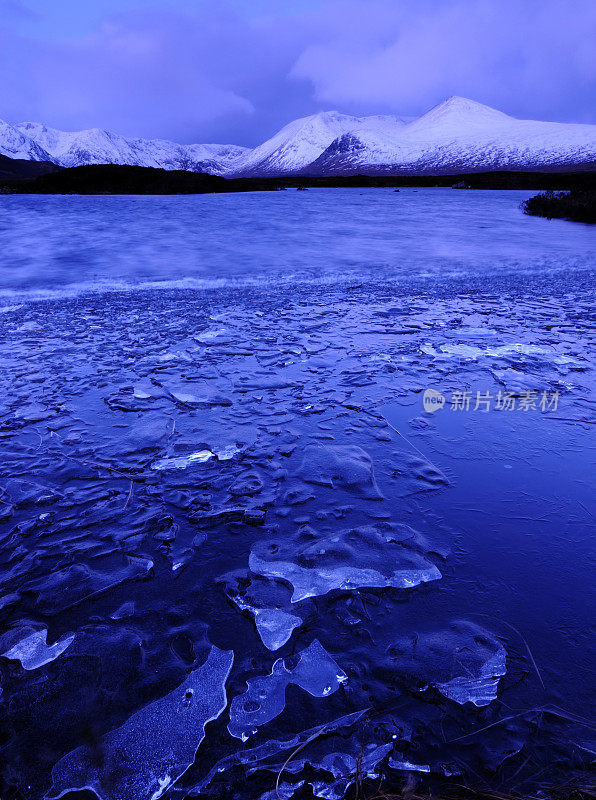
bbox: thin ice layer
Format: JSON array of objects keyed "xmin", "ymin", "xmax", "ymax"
[
  {"xmin": 49, "ymin": 645, "xmax": 234, "ymax": 800},
  {"xmin": 220, "ymin": 571, "xmax": 303, "ymax": 651},
  {"xmin": 309, "ymin": 743, "xmax": 393, "ymax": 799},
  {"xmin": 191, "ymin": 710, "xmax": 368, "ymax": 794},
  {"xmin": 228, "ymin": 640, "xmax": 347, "ymax": 740},
  {"xmin": 388, "ymin": 757, "xmax": 431, "ymax": 773},
  {"xmin": 30, "ymin": 554, "xmax": 154, "ymax": 614},
  {"xmin": 151, "ymin": 450, "xmax": 215, "ymax": 470},
  {"xmin": 388, "ymin": 620, "xmax": 507, "ymax": 707},
  {"xmin": 437, "ymin": 650, "xmax": 507, "ymax": 706},
  {"xmin": 0, "ymin": 625, "xmax": 75, "ymax": 670},
  {"xmin": 249, "ymin": 522, "xmax": 441, "ymax": 602},
  {"xmin": 253, "ymin": 608, "xmax": 303, "ymax": 652}
]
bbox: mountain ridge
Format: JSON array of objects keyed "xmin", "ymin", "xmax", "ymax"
[
  {"xmin": 1, "ymin": 97, "xmax": 595, "ymax": 177},
  {"xmin": 1, "ymin": 119, "xmax": 249, "ymax": 174}
]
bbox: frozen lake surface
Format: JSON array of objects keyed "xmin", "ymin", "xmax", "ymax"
[{"xmin": 0, "ymin": 189, "xmax": 594, "ymax": 799}]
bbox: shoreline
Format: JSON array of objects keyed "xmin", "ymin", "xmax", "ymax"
[
  {"xmin": 522, "ymin": 189, "xmax": 596, "ymax": 224},
  {"xmin": 2, "ymin": 162, "xmax": 595, "ymax": 195}
]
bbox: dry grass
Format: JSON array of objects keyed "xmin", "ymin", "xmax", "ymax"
[
  {"xmin": 345, "ymin": 782, "xmax": 596, "ymax": 800},
  {"xmin": 274, "ymin": 707, "xmax": 595, "ymax": 800}
]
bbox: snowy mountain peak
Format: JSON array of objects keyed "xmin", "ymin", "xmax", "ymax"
[
  {"xmin": 270, "ymin": 110, "xmax": 358, "ymax": 141},
  {"xmin": 1, "ymin": 121, "xmax": 249, "ymax": 174},
  {"xmin": 18, "ymin": 122, "xmax": 48, "ymax": 133},
  {"xmin": 229, "ymin": 111, "xmax": 357, "ymax": 175},
  {"xmin": 304, "ymin": 97, "xmax": 596, "ymax": 176},
  {"xmin": 410, "ymin": 96, "xmax": 512, "ymax": 131},
  {"xmin": 308, "ymin": 110, "xmax": 349, "ymax": 124},
  {"xmin": 440, "ymin": 95, "xmax": 509, "ymax": 115},
  {"xmin": 1, "ymin": 97, "xmax": 595, "ymax": 177},
  {"xmin": 1, "ymin": 119, "xmax": 56, "ymax": 162},
  {"xmin": 232, "ymin": 110, "xmax": 407, "ymax": 176}
]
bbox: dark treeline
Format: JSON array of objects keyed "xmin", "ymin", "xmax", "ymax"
[
  {"xmin": 1, "ymin": 160, "xmax": 595, "ymax": 195},
  {"xmin": 0, "ymin": 153, "xmax": 59, "ymax": 181}
]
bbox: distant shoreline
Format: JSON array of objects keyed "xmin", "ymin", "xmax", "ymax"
[{"xmin": 1, "ymin": 162, "xmax": 595, "ymax": 195}]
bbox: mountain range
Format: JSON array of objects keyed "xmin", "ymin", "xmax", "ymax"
[{"xmin": 1, "ymin": 97, "xmax": 595, "ymax": 177}]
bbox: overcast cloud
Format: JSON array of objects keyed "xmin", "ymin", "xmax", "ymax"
[{"xmin": 0, "ymin": 0, "xmax": 594, "ymax": 145}]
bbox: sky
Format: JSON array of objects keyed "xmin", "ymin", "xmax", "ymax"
[{"xmin": 1, "ymin": 0, "xmax": 594, "ymax": 145}]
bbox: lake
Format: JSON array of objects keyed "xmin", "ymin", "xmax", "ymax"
[
  {"xmin": 0, "ymin": 189, "xmax": 594, "ymax": 800},
  {"xmin": 0, "ymin": 188, "xmax": 594, "ymax": 293}
]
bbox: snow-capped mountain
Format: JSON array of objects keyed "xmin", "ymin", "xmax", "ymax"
[
  {"xmin": 1, "ymin": 98, "xmax": 595, "ymax": 177},
  {"xmin": 227, "ymin": 110, "xmax": 408, "ymax": 176},
  {"xmin": 0, "ymin": 119, "xmax": 54, "ymax": 162},
  {"xmin": 0, "ymin": 120, "xmax": 248, "ymax": 175},
  {"xmin": 227, "ymin": 98, "xmax": 596, "ymax": 176},
  {"xmin": 302, "ymin": 97, "xmax": 596, "ymax": 175}
]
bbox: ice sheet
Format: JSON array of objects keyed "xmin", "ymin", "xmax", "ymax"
[
  {"xmin": 388, "ymin": 621, "xmax": 507, "ymax": 707},
  {"xmin": 0, "ymin": 625, "xmax": 75, "ymax": 670},
  {"xmin": 228, "ymin": 640, "xmax": 347, "ymax": 740},
  {"xmin": 49, "ymin": 645, "xmax": 234, "ymax": 800},
  {"xmin": 249, "ymin": 522, "xmax": 441, "ymax": 603}
]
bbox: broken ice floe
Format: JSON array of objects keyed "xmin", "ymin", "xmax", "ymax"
[
  {"xmin": 2, "ymin": 478, "xmax": 62, "ymax": 509},
  {"xmin": 221, "ymin": 572, "xmax": 302, "ymax": 651},
  {"xmin": 194, "ymin": 328, "xmax": 229, "ymax": 343},
  {"xmin": 388, "ymin": 757, "xmax": 431, "ymax": 773},
  {"xmin": 437, "ymin": 649, "xmax": 507, "ymax": 707},
  {"xmin": 253, "ymin": 726, "xmax": 394, "ymax": 800},
  {"xmin": 151, "ymin": 444, "xmax": 241, "ymax": 470},
  {"xmin": 249, "ymin": 522, "xmax": 441, "ymax": 603},
  {"xmin": 308, "ymin": 743, "xmax": 393, "ymax": 800},
  {"xmin": 295, "ymin": 444, "xmax": 383, "ymax": 499},
  {"xmin": 192, "ymin": 710, "xmax": 368, "ymax": 795},
  {"xmin": 49, "ymin": 645, "xmax": 234, "ymax": 800},
  {"xmin": 110, "ymin": 600, "xmax": 135, "ymax": 620},
  {"xmin": 387, "ymin": 620, "xmax": 507, "ymax": 707},
  {"xmin": 0, "ymin": 625, "xmax": 75, "ymax": 670},
  {"xmin": 260, "ymin": 738, "xmax": 393, "ymax": 800},
  {"xmin": 421, "ymin": 343, "xmax": 548, "ymax": 360},
  {"xmin": 252, "ymin": 608, "xmax": 302, "ymax": 652},
  {"xmin": 151, "ymin": 450, "xmax": 215, "ymax": 470},
  {"xmin": 419, "ymin": 342, "xmax": 583, "ymax": 378},
  {"xmin": 157, "ymin": 378, "xmax": 233, "ymax": 407},
  {"xmin": 228, "ymin": 639, "xmax": 347, "ymax": 740},
  {"xmin": 259, "ymin": 741, "xmax": 393, "ymax": 800},
  {"xmin": 243, "ymin": 603, "xmax": 302, "ymax": 652}
]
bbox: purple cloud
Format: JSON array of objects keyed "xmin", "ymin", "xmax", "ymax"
[
  {"xmin": 0, "ymin": 0, "xmax": 594, "ymax": 145},
  {"xmin": 292, "ymin": 0, "xmax": 596, "ymax": 124}
]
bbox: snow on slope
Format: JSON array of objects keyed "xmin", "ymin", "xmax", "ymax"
[
  {"xmin": 225, "ymin": 97, "xmax": 596, "ymax": 176},
  {"xmin": 300, "ymin": 97, "xmax": 596, "ymax": 175},
  {"xmin": 228, "ymin": 110, "xmax": 407, "ymax": 176},
  {"xmin": 0, "ymin": 120, "xmax": 53, "ymax": 162},
  {"xmin": 2, "ymin": 98, "xmax": 595, "ymax": 177},
  {"xmin": 1, "ymin": 121, "xmax": 249, "ymax": 174}
]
